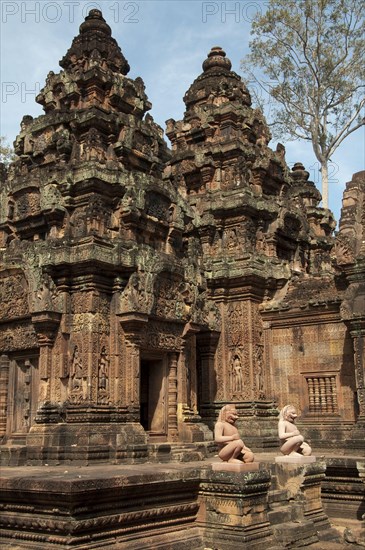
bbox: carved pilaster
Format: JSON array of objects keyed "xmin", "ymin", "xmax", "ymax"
[
  {"xmin": 265, "ymin": 234, "xmax": 278, "ymax": 258},
  {"xmin": 118, "ymin": 312, "xmax": 148, "ymax": 421},
  {"xmin": 196, "ymin": 331, "xmax": 220, "ymax": 405},
  {"xmin": 125, "ymin": 339, "xmax": 140, "ymax": 419},
  {"xmin": 168, "ymin": 352, "xmax": 179, "ymax": 441},
  {"xmin": 0, "ymin": 354, "xmax": 10, "ymax": 437},
  {"xmin": 348, "ymin": 320, "xmax": 365, "ymax": 422},
  {"xmin": 181, "ymin": 322, "xmax": 200, "ymax": 417},
  {"xmin": 31, "ymin": 311, "xmax": 62, "ymax": 381}
]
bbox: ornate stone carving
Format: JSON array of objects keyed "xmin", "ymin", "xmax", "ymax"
[
  {"xmin": 335, "ymin": 234, "xmax": 356, "ymax": 265},
  {"xmin": 119, "ymin": 271, "xmax": 155, "ymax": 314},
  {"xmin": 227, "ymin": 303, "xmax": 242, "ymax": 348},
  {"xmin": 0, "ymin": 272, "xmax": 29, "ymax": 320},
  {"xmin": 140, "ymin": 322, "xmax": 183, "ymax": 352},
  {"xmin": 305, "ymin": 376, "xmax": 338, "ymax": 414},
  {"xmin": 145, "ymin": 191, "xmax": 171, "ymax": 221},
  {"xmin": 68, "ymin": 345, "xmax": 87, "ymax": 402},
  {"xmin": 97, "ymin": 346, "xmax": 110, "ymax": 404},
  {"xmin": 0, "ymin": 323, "xmax": 38, "ymax": 352},
  {"xmin": 229, "ymin": 351, "xmax": 244, "ymax": 395}
]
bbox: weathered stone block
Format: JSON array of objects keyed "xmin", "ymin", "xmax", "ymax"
[
  {"xmin": 199, "ymin": 468, "xmax": 273, "ymax": 549},
  {"xmin": 211, "ymin": 461, "xmax": 259, "ymax": 472}
]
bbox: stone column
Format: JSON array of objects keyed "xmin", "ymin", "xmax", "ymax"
[
  {"xmin": 118, "ymin": 312, "xmax": 148, "ymax": 422},
  {"xmin": 181, "ymin": 322, "xmax": 200, "ymax": 417},
  {"xmin": 199, "ymin": 468, "xmax": 273, "ymax": 548},
  {"xmin": 196, "ymin": 331, "xmax": 220, "ymax": 406},
  {"xmin": 341, "ymin": 278, "xmax": 365, "ymax": 424},
  {"xmin": 0, "ymin": 354, "xmax": 10, "ymax": 437},
  {"xmin": 168, "ymin": 352, "xmax": 179, "ymax": 441},
  {"xmin": 32, "ymin": 312, "xmax": 61, "ymax": 376},
  {"xmin": 336, "ymin": 172, "xmax": 365, "ymax": 429},
  {"xmin": 124, "ymin": 338, "xmax": 141, "ymax": 421},
  {"xmin": 31, "ymin": 311, "xmax": 61, "ymax": 408},
  {"xmin": 179, "ymin": 324, "xmax": 215, "ymax": 444},
  {"xmin": 349, "ymin": 319, "xmax": 365, "ymax": 422}
]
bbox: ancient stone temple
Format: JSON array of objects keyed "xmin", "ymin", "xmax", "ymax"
[
  {"xmin": 0, "ymin": 9, "xmax": 221, "ymax": 464},
  {"xmin": 0, "ymin": 9, "xmax": 364, "ymax": 466},
  {"xmin": 1, "ymin": 10, "xmax": 365, "ymax": 550}
]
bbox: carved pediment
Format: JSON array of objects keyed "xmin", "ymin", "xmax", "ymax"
[{"xmin": 0, "ymin": 270, "xmax": 29, "ymax": 320}]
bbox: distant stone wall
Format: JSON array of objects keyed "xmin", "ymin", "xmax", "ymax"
[{"xmin": 264, "ymin": 315, "xmax": 356, "ymax": 423}]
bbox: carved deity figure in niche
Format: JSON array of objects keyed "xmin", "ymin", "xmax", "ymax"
[
  {"xmin": 254, "ymin": 345, "xmax": 265, "ymax": 399},
  {"xmin": 211, "ymin": 230, "xmax": 221, "ymax": 253},
  {"xmin": 255, "ymin": 222, "xmax": 267, "ymax": 253},
  {"xmin": 35, "ymin": 273, "xmax": 57, "ymax": 311},
  {"xmin": 278, "ymin": 405, "xmax": 312, "ymax": 457},
  {"xmin": 120, "ymin": 272, "xmax": 141, "ymax": 311},
  {"xmin": 214, "ymin": 404, "xmax": 254, "ymax": 463},
  {"xmin": 70, "ymin": 345, "xmax": 83, "ymax": 391},
  {"xmin": 98, "ymin": 346, "xmax": 109, "ymax": 392},
  {"xmin": 231, "ymin": 353, "xmax": 243, "ymax": 394},
  {"xmin": 226, "ymin": 228, "xmax": 238, "ymax": 250}
]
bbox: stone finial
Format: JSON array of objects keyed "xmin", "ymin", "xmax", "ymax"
[
  {"xmin": 202, "ymin": 47, "xmax": 232, "ymax": 72},
  {"xmin": 291, "ymin": 162, "xmax": 310, "ymax": 182},
  {"xmin": 183, "ymin": 46, "xmax": 251, "ymax": 110},
  {"xmin": 79, "ymin": 9, "xmax": 112, "ymax": 36},
  {"xmin": 60, "ymin": 9, "xmax": 130, "ymax": 75}
]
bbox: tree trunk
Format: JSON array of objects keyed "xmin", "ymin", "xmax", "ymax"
[{"xmin": 321, "ymin": 160, "xmax": 329, "ymax": 209}]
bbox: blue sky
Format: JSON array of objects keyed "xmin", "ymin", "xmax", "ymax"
[{"xmin": 1, "ymin": 0, "xmax": 364, "ymax": 225}]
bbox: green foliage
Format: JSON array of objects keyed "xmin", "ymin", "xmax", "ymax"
[
  {"xmin": 0, "ymin": 136, "xmax": 16, "ymax": 167},
  {"xmin": 242, "ymin": 0, "xmax": 365, "ymax": 207}
]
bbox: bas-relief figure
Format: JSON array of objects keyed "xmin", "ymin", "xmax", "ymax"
[
  {"xmin": 214, "ymin": 404, "xmax": 254, "ymax": 463},
  {"xmin": 278, "ymin": 405, "xmax": 312, "ymax": 457}
]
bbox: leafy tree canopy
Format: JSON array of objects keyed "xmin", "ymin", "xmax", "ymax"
[
  {"xmin": 242, "ymin": 0, "xmax": 365, "ymax": 208},
  {"xmin": 0, "ymin": 136, "xmax": 16, "ymax": 167}
]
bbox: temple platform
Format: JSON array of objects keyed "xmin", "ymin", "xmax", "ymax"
[
  {"xmin": 275, "ymin": 455, "xmax": 317, "ymax": 463},
  {"xmin": 1, "ymin": 453, "xmax": 364, "ymax": 549}
]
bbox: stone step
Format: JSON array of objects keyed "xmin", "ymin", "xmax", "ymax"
[
  {"xmin": 268, "ymin": 506, "xmax": 292, "ymax": 525},
  {"xmin": 268, "ymin": 499, "xmax": 305, "ymax": 523},
  {"xmin": 0, "ymin": 445, "xmax": 27, "ymax": 466},
  {"xmin": 272, "ymin": 520, "xmax": 319, "ymax": 548},
  {"xmin": 149, "ymin": 442, "xmax": 210, "ymax": 463},
  {"xmin": 268, "ymin": 488, "xmax": 290, "ymax": 504}
]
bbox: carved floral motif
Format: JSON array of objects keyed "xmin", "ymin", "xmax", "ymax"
[
  {"xmin": 0, "ymin": 323, "xmax": 38, "ymax": 351},
  {"xmin": 140, "ymin": 322, "xmax": 183, "ymax": 351}
]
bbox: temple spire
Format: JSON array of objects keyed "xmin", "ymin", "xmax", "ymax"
[
  {"xmin": 60, "ymin": 9, "xmax": 130, "ymax": 75},
  {"xmin": 202, "ymin": 46, "xmax": 232, "ymax": 72},
  {"xmin": 183, "ymin": 46, "xmax": 251, "ymax": 111}
]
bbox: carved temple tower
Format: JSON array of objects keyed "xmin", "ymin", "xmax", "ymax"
[
  {"xmin": 336, "ymin": 171, "xmax": 365, "ymax": 445},
  {"xmin": 166, "ymin": 47, "xmax": 345, "ymax": 447},
  {"xmin": 0, "ymin": 13, "xmax": 363, "ymax": 464},
  {"xmin": 0, "ymin": 10, "xmax": 217, "ymax": 464}
]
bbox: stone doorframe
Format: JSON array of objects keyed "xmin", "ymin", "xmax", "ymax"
[{"xmin": 118, "ymin": 313, "xmax": 181, "ymax": 441}]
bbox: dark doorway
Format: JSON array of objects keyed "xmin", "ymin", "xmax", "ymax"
[{"xmin": 140, "ymin": 358, "xmax": 167, "ymax": 435}]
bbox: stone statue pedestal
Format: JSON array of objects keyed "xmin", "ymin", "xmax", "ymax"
[
  {"xmin": 275, "ymin": 455, "xmax": 316, "ymax": 464},
  {"xmin": 212, "ymin": 461, "xmax": 259, "ymax": 472}
]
